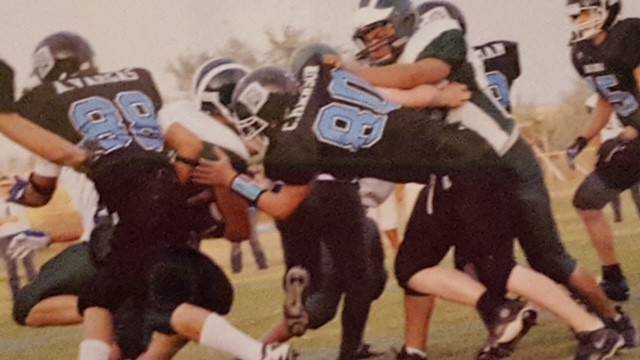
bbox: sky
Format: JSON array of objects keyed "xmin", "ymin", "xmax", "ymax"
[
  {"xmin": 5, "ymin": 0, "xmax": 640, "ymax": 104},
  {"xmin": 1, "ymin": 0, "xmax": 640, "ymax": 159}
]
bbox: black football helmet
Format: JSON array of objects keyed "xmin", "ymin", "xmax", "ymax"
[
  {"xmin": 567, "ymin": 0, "xmax": 621, "ymax": 43},
  {"xmin": 352, "ymin": 0, "xmax": 418, "ymax": 65},
  {"xmin": 289, "ymin": 43, "xmax": 339, "ymax": 78},
  {"xmin": 230, "ymin": 66, "xmax": 299, "ymax": 141},
  {"xmin": 32, "ymin": 32, "xmax": 96, "ymax": 82},
  {"xmin": 417, "ymin": 1, "xmax": 467, "ymax": 34},
  {"xmin": 192, "ymin": 57, "xmax": 250, "ymax": 117}
]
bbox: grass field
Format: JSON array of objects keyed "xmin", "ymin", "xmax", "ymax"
[{"xmin": 1, "ymin": 179, "xmax": 640, "ymax": 359}]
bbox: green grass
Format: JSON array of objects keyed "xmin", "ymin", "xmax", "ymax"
[{"xmin": 1, "ymin": 180, "xmax": 640, "ymax": 359}]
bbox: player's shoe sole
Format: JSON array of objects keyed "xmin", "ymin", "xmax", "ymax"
[
  {"xmin": 284, "ymin": 266, "xmax": 310, "ymax": 337},
  {"xmin": 477, "ymin": 307, "xmax": 538, "ymax": 359}
]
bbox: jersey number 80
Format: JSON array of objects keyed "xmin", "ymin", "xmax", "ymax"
[{"xmin": 314, "ymin": 71, "xmax": 399, "ymax": 152}]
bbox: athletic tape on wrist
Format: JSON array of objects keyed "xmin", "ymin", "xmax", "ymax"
[{"xmin": 230, "ymin": 174, "xmax": 266, "ymax": 204}]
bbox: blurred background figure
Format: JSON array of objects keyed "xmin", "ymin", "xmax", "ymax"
[
  {"xmin": 230, "ymin": 207, "xmax": 268, "ymax": 273},
  {"xmin": 0, "ymin": 176, "xmax": 47, "ymax": 300},
  {"xmin": 360, "ymin": 178, "xmax": 402, "ymax": 250}
]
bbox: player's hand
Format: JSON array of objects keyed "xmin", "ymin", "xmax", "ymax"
[
  {"xmin": 566, "ymin": 136, "xmax": 588, "ymax": 170},
  {"xmin": 620, "ymin": 126, "xmax": 639, "ymax": 141},
  {"xmin": 6, "ymin": 176, "xmax": 29, "ymax": 203},
  {"xmin": 8, "ymin": 230, "xmax": 50, "ymax": 260},
  {"xmin": 192, "ymin": 147, "xmax": 238, "ymax": 187},
  {"xmin": 433, "ymin": 82, "xmax": 471, "ymax": 108}
]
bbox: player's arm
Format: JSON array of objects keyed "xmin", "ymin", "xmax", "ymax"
[
  {"xmin": 7, "ymin": 158, "xmax": 60, "ymax": 207},
  {"xmin": 163, "ymin": 122, "xmax": 205, "ymax": 183},
  {"xmin": 622, "ymin": 66, "xmax": 640, "ymax": 140},
  {"xmin": 376, "ymin": 82, "xmax": 470, "ymax": 108},
  {"xmin": 0, "ymin": 60, "xmax": 87, "ymax": 166},
  {"xmin": 566, "ymin": 97, "xmax": 613, "ymax": 167},
  {"xmin": 212, "ymin": 186, "xmax": 251, "ymax": 242},
  {"xmin": 353, "ymin": 58, "xmax": 451, "ymax": 89},
  {"xmin": 583, "ymin": 96, "xmax": 615, "ymax": 140},
  {"xmin": 0, "ymin": 114, "xmax": 87, "ymax": 167},
  {"xmin": 192, "ymin": 148, "xmax": 312, "ymax": 221}
]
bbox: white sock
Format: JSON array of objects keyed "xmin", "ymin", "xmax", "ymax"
[
  {"xmin": 78, "ymin": 339, "xmax": 111, "ymax": 360},
  {"xmin": 199, "ymin": 313, "xmax": 263, "ymax": 360},
  {"xmin": 405, "ymin": 346, "xmax": 427, "ymax": 358}
]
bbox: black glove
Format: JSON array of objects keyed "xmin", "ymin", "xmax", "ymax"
[
  {"xmin": 566, "ymin": 136, "xmax": 588, "ymax": 169},
  {"xmin": 0, "ymin": 59, "xmax": 15, "ymax": 112}
]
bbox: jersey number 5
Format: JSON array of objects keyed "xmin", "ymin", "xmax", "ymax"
[
  {"xmin": 70, "ymin": 91, "xmax": 163, "ymax": 155},
  {"xmin": 314, "ymin": 71, "xmax": 399, "ymax": 152},
  {"xmin": 589, "ymin": 75, "xmax": 639, "ymax": 118}
]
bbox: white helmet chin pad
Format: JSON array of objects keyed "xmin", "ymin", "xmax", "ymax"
[{"xmin": 568, "ymin": 5, "xmax": 606, "ymax": 43}]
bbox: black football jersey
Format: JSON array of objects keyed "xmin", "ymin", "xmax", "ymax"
[
  {"xmin": 572, "ymin": 18, "xmax": 640, "ymax": 129},
  {"xmin": 263, "ymin": 55, "xmax": 502, "ymax": 185},
  {"xmin": 16, "ymin": 68, "xmax": 165, "ymax": 175},
  {"xmin": 473, "ymin": 40, "xmax": 520, "ymax": 112}
]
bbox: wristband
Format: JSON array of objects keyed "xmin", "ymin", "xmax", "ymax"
[{"xmin": 230, "ymin": 174, "xmax": 266, "ymax": 204}]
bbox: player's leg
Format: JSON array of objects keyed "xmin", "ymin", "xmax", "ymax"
[
  {"xmin": 13, "ymin": 242, "xmax": 95, "ymax": 326},
  {"xmin": 274, "ymin": 188, "xmax": 325, "ymax": 336},
  {"xmin": 630, "ymin": 182, "xmax": 640, "ymax": 217},
  {"xmin": 609, "ymin": 194, "xmax": 623, "ymax": 222},
  {"xmin": 148, "ymin": 248, "xmax": 295, "ymax": 360},
  {"xmin": 574, "ymin": 172, "xmax": 630, "ymax": 302},
  {"xmin": 0, "ymin": 238, "xmax": 20, "ymax": 300},
  {"xmin": 22, "ymin": 250, "xmax": 38, "ymax": 282},
  {"xmin": 247, "ymin": 207, "xmax": 268, "ymax": 269},
  {"xmin": 317, "ymin": 181, "xmax": 379, "ymax": 360},
  {"xmin": 230, "ymin": 242, "xmax": 243, "ymax": 273},
  {"xmin": 507, "ymin": 142, "xmax": 621, "ymax": 311}
]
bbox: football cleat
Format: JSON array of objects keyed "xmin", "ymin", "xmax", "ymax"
[
  {"xmin": 261, "ymin": 343, "xmax": 298, "ymax": 360},
  {"xmin": 574, "ymin": 327, "xmax": 623, "ymax": 360},
  {"xmin": 482, "ymin": 299, "xmax": 538, "ymax": 347},
  {"xmin": 395, "ymin": 346, "xmax": 427, "ymax": 360},
  {"xmin": 283, "ymin": 266, "xmax": 310, "ymax": 337},
  {"xmin": 477, "ymin": 304, "xmax": 538, "ymax": 359},
  {"xmin": 606, "ymin": 306, "xmax": 639, "ymax": 349}
]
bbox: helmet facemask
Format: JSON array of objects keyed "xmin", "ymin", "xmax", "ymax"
[
  {"xmin": 567, "ymin": 0, "xmax": 620, "ymax": 43},
  {"xmin": 568, "ymin": 5, "xmax": 607, "ymax": 42},
  {"xmin": 352, "ymin": 0, "xmax": 417, "ymax": 66},
  {"xmin": 354, "ymin": 21, "xmax": 407, "ymax": 66},
  {"xmin": 193, "ymin": 61, "xmax": 249, "ymax": 125}
]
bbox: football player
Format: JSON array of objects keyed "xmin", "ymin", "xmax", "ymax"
[
  {"xmin": 566, "ymin": 0, "xmax": 640, "ymax": 304},
  {"xmin": 8, "ymin": 33, "xmax": 293, "ymax": 360},
  {"xmin": 350, "ymin": 0, "xmax": 635, "ymax": 356},
  {"xmin": 258, "ymin": 44, "xmax": 387, "ymax": 360}
]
